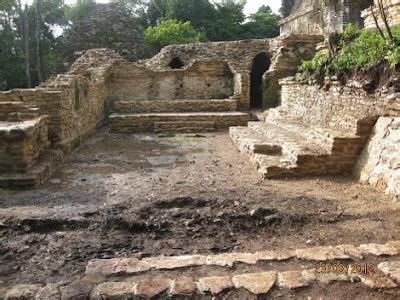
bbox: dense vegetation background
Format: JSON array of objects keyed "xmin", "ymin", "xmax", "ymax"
[{"xmin": 0, "ymin": 0, "xmax": 281, "ymax": 90}]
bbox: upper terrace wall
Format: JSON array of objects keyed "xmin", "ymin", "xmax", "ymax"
[
  {"xmin": 107, "ymin": 60, "xmax": 234, "ymax": 103},
  {"xmin": 280, "ymin": 0, "xmax": 373, "ymax": 35},
  {"xmin": 280, "ymin": 78, "xmax": 398, "ymax": 132},
  {"xmin": 362, "ymin": 0, "xmax": 400, "ymax": 29}
]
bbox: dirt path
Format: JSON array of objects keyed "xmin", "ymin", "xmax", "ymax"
[{"xmin": 0, "ymin": 131, "xmax": 399, "ymax": 295}]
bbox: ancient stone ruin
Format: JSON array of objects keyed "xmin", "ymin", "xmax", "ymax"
[
  {"xmin": 0, "ymin": 0, "xmax": 399, "ymax": 202},
  {"xmin": 0, "ymin": 34, "xmax": 319, "ymax": 189}
]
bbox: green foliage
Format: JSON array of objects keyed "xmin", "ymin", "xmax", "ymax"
[
  {"xmin": 240, "ymin": 5, "xmax": 280, "ymax": 39},
  {"xmin": 299, "ymin": 23, "xmax": 400, "ymax": 78},
  {"xmin": 65, "ymin": 0, "xmax": 95, "ymax": 21},
  {"xmin": 299, "ymin": 50, "xmax": 329, "ymax": 74},
  {"xmin": 144, "ymin": 19, "xmax": 206, "ymax": 52},
  {"xmin": 206, "ymin": 0, "xmax": 245, "ymax": 41},
  {"xmin": 333, "ymin": 29, "xmax": 387, "ymax": 71}
]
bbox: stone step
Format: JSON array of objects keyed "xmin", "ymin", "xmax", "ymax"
[
  {"xmin": 229, "ymin": 126, "xmax": 282, "ymax": 157},
  {"xmin": 154, "ymin": 121, "xmax": 216, "ymax": 133},
  {"xmin": 113, "ymin": 99, "xmax": 237, "ymax": 113},
  {"xmin": 0, "ymin": 101, "xmax": 40, "ymax": 121},
  {"xmin": 109, "ymin": 112, "xmax": 251, "ymax": 133},
  {"xmin": 229, "ymin": 119, "xmax": 367, "ymax": 179}
]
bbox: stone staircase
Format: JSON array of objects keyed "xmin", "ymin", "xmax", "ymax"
[
  {"xmin": 109, "ymin": 99, "xmax": 250, "ymax": 133},
  {"xmin": 230, "ymin": 107, "xmax": 374, "ymax": 178}
]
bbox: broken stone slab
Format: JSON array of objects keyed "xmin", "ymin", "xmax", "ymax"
[
  {"xmin": 4, "ymin": 284, "xmax": 42, "ymax": 300},
  {"xmin": 295, "ymin": 246, "xmax": 350, "ymax": 261},
  {"xmin": 358, "ymin": 243, "xmax": 399, "ymax": 256},
  {"xmin": 136, "ymin": 278, "xmax": 173, "ymax": 298},
  {"xmin": 302, "ymin": 268, "xmax": 350, "ymax": 283},
  {"xmin": 90, "ymin": 282, "xmax": 137, "ymax": 299},
  {"xmin": 277, "ymin": 271, "xmax": 310, "ymax": 289},
  {"xmin": 205, "ymin": 252, "xmax": 259, "ymax": 267},
  {"xmin": 232, "ymin": 271, "xmax": 276, "ymax": 295},
  {"xmin": 59, "ymin": 280, "xmax": 95, "ymax": 300},
  {"xmin": 348, "ymin": 264, "xmax": 397, "ymax": 289},
  {"xmin": 378, "ymin": 261, "xmax": 400, "ymax": 283},
  {"xmin": 255, "ymin": 249, "xmax": 295, "ymax": 261},
  {"xmin": 36, "ymin": 283, "xmax": 62, "ymax": 300},
  {"xmin": 171, "ymin": 276, "xmax": 197, "ymax": 296},
  {"xmin": 196, "ymin": 276, "xmax": 234, "ymax": 295},
  {"xmin": 386, "ymin": 241, "xmax": 400, "ymax": 252},
  {"xmin": 142, "ymin": 254, "xmax": 207, "ymax": 270},
  {"xmin": 85, "ymin": 258, "xmax": 152, "ymax": 275},
  {"xmin": 342, "ymin": 244, "xmax": 364, "ymax": 260}
]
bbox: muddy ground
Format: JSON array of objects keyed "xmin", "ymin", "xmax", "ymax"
[{"xmin": 0, "ymin": 130, "xmax": 399, "ymax": 297}]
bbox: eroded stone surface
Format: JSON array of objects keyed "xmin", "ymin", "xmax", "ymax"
[
  {"xmin": 5, "ymin": 284, "xmax": 42, "ymax": 300},
  {"xmin": 295, "ymin": 246, "xmax": 349, "ymax": 261},
  {"xmin": 86, "ymin": 258, "xmax": 151, "ymax": 275},
  {"xmin": 136, "ymin": 278, "xmax": 172, "ymax": 298},
  {"xmin": 206, "ymin": 252, "xmax": 259, "ymax": 267},
  {"xmin": 196, "ymin": 276, "xmax": 234, "ymax": 295},
  {"xmin": 60, "ymin": 280, "xmax": 94, "ymax": 300},
  {"xmin": 171, "ymin": 276, "xmax": 197, "ymax": 296},
  {"xmin": 278, "ymin": 271, "xmax": 310, "ymax": 289},
  {"xmin": 378, "ymin": 261, "xmax": 400, "ymax": 283},
  {"xmin": 302, "ymin": 268, "xmax": 350, "ymax": 283},
  {"xmin": 142, "ymin": 255, "xmax": 207, "ymax": 270},
  {"xmin": 358, "ymin": 243, "xmax": 399, "ymax": 256},
  {"xmin": 232, "ymin": 272, "xmax": 276, "ymax": 295},
  {"xmin": 36, "ymin": 283, "xmax": 61, "ymax": 300},
  {"xmin": 255, "ymin": 249, "xmax": 295, "ymax": 261},
  {"xmin": 91, "ymin": 282, "xmax": 137, "ymax": 299}
]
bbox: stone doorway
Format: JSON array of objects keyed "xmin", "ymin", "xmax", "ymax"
[{"xmin": 250, "ymin": 52, "xmax": 271, "ymax": 109}]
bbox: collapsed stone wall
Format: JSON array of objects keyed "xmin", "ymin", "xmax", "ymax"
[
  {"xmin": 107, "ymin": 60, "xmax": 234, "ymax": 103},
  {"xmin": 362, "ymin": 0, "xmax": 400, "ymax": 29},
  {"xmin": 280, "ymin": 78, "xmax": 400, "ymax": 197},
  {"xmin": 63, "ymin": 3, "xmax": 145, "ymax": 62}
]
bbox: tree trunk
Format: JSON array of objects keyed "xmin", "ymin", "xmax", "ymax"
[
  {"xmin": 36, "ymin": 0, "xmax": 43, "ymax": 83},
  {"xmin": 377, "ymin": 0, "xmax": 394, "ymax": 41},
  {"xmin": 370, "ymin": 6, "xmax": 385, "ymax": 38},
  {"xmin": 18, "ymin": 0, "xmax": 31, "ymax": 88}
]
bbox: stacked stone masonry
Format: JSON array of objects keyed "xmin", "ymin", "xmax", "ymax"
[
  {"xmin": 280, "ymin": 0, "xmax": 374, "ymax": 35},
  {"xmin": 0, "ymin": 35, "xmax": 322, "ymax": 188},
  {"xmin": 230, "ymin": 78, "xmax": 400, "ymax": 198},
  {"xmin": 3, "ymin": 240, "xmax": 400, "ymax": 298},
  {"xmin": 362, "ymin": 0, "xmax": 400, "ymax": 30}
]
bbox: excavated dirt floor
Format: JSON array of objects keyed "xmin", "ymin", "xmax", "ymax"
[{"xmin": 1, "ymin": 130, "xmax": 400, "ymax": 297}]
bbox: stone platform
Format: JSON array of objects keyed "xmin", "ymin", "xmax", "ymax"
[
  {"xmin": 230, "ymin": 107, "xmax": 372, "ymax": 178},
  {"xmin": 109, "ymin": 111, "xmax": 251, "ymax": 133},
  {"xmin": 3, "ymin": 240, "xmax": 400, "ymax": 299}
]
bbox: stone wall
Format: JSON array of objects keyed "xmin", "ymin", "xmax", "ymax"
[
  {"xmin": 356, "ymin": 117, "xmax": 400, "ymax": 199},
  {"xmin": 0, "ymin": 116, "xmax": 49, "ymax": 173},
  {"xmin": 280, "ymin": 0, "xmax": 374, "ymax": 35},
  {"xmin": 362, "ymin": 0, "xmax": 400, "ymax": 29},
  {"xmin": 280, "ymin": 78, "xmax": 398, "ymax": 132},
  {"xmin": 145, "ymin": 35, "xmax": 322, "ymax": 109},
  {"xmin": 107, "ymin": 59, "xmax": 234, "ymax": 102},
  {"xmin": 280, "ymin": 78, "xmax": 400, "ymax": 197}
]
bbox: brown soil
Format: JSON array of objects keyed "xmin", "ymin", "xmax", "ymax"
[{"xmin": 1, "ymin": 130, "xmax": 399, "ymax": 296}]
